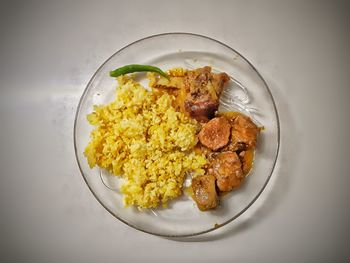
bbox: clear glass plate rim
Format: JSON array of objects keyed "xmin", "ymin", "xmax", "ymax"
[{"xmin": 73, "ymin": 32, "xmax": 281, "ymax": 237}]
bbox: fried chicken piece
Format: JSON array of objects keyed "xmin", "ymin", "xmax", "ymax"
[
  {"xmin": 191, "ymin": 174, "xmax": 219, "ymax": 211},
  {"xmin": 222, "ymin": 115, "xmax": 260, "ymax": 152},
  {"xmin": 184, "ymin": 67, "xmax": 230, "ymax": 121},
  {"xmin": 209, "ymin": 152, "xmax": 244, "ymax": 192},
  {"xmin": 149, "ymin": 67, "xmax": 230, "ymax": 121},
  {"xmin": 198, "ymin": 117, "xmax": 231, "ymax": 151},
  {"xmin": 231, "ymin": 115, "xmax": 259, "ymax": 151}
]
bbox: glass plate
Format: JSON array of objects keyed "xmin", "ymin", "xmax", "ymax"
[{"xmin": 74, "ymin": 33, "xmax": 280, "ymax": 237}]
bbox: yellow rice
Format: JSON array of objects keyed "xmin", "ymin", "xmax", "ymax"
[{"xmin": 84, "ymin": 76, "xmax": 206, "ymax": 209}]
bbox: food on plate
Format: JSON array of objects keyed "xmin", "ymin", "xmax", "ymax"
[
  {"xmin": 148, "ymin": 66, "xmax": 230, "ymax": 121},
  {"xmin": 198, "ymin": 117, "xmax": 231, "ymax": 151},
  {"xmin": 191, "ymin": 174, "xmax": 218, "ymax": 211},
  {"xmin": 192, "ymin": 111, "xmax": 260, "ymax": 210},
  {"xmin": 84, "ymin": 76, "xmax": 206, "ymax": 209},
  {"xmin": 209, "ymin": 152, "xmax": 244, "ymax": 192},
  {"xmin": 84, "ymin": 64, "xmax": 261, "ymax": 211},
  {"xmin": 224, "ymin": 114, "xmax": 260, "ymax": 152},
  {"xmin": 109, "ymin": 64, "xmax": 169, "ymax": 79},
  {"xmin": 184, "ymin": 66, "xmax": 230, "ymax": 121}
]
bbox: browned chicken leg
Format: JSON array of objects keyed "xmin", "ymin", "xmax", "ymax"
[
  {"xmin": 184, "ymin": 67, "xmax": 230, "ymax": 121},
  {"xmin": 149, "ymin": 66, "xmax": 230, "ymax": 121}
]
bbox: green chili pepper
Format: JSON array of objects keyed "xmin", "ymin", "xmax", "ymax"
[{"xmin": 109, "ymin": 64, "xmax": 169, "ymax": 79}]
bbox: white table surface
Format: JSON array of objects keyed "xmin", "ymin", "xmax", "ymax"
[{"xmin": 1, "ymin": 1, "xmax": 349, "ymax": 262}]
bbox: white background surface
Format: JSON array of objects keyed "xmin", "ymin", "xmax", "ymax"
[{"xmin": 1, "ymin": 1, "xmax": 349, "ymax": 262}]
